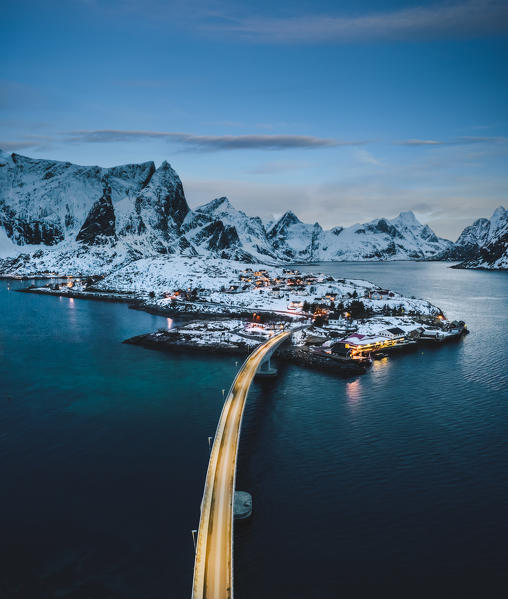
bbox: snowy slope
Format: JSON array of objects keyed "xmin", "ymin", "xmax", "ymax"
[
  {"xmin": 182, "ymin": 197, "xmax": 278, "ymax": 262},
  {"xmin": 443, "ymin": 206, "xmax": 508, "ymax": 269},
  {"xmin": 267, "ymin": 209, "xmax": 452, "ymax": 261},
  {"xmin": 115, "ymin": 160, "xmax": 194, "ymax": 255},
  {"xmin": 452, "ymin": 206, "xmax": 508, "ymax": 270},
  {"xmin": 5, "ymin": 148, "xmax": 503, "ymax": 278},
  {"xmin": 92, "ymin": 255, "xmax": 439, "ymax": 317},
  {"xmin": 0, "ymin": 149, "xmax": 154, "ymax": 246},
  {"xmin": 266, "ymin": 211, "xmax": 322, "ymax": 260}
]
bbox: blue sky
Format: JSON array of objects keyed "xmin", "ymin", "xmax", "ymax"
[{"xmin": 1, "ymin": 0, "xmax": 507, "ymax": 239}]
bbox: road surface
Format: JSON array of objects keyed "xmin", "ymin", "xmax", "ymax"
[{"xmin": 192, "ymin": 330, "xmax": 291, "ymax": 599}]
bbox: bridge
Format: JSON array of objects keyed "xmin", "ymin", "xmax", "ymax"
[{"xmin": 192, "ymin": 329, "xmax": 292, "ymax": 599}]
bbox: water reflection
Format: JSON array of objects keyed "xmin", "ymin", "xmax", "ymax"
[
  {"xmin": 167, "ymin": 317, "xmax": 173, "ymax": 329},
  {"xmin": 346, "ymin": 378, "xmax": 362, "ymax": 408},
  {"xmin": 371, "ymin": 356, "xmax": 391, "ymax": 379}
]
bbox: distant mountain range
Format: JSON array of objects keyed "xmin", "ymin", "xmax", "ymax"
[
  {"xmin": 0, "ymin": 150, "xmax": 506, "ymax": 273},
  {"xmin": 440, "ymin": 206, "xmax": 508, "ymax": 270}
]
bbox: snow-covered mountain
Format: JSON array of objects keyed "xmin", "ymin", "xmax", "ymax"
[
  {"xmin": 448, "ymin": 206, "xmax": 508, "ymax": 270},
  {"xmin": 266, "ymin": 208, "xmax": 452, "ymax": 261},
  {"xmin": 0, "ymin": 150, "xmax": 198, "ymax": 272},
  {"xmin": 1, "ymin": 149, "xmax": 501, "ymax": 275},
  {"xmin": 0, "ymin": 148, "xmax": 154, "ymax": 246},
  {"xmin": 182, "ymin": 197, "xmax": 278, "ymax": 262}
]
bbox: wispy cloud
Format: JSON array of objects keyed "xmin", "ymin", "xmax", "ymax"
[
  {"xmin": 397, "ymin": 136, "xmax": 508, "ymax": 146},
  {"xmin": 0, "ymin": 141, "xmax": 42, "ymax": 152},
  {"xmin": 355, "ymin": 149, "xmax": 381, "ymax": 165},
  {"xmin": 65, "ymin": 0, "xmax": 508, "ymax": 44},
  {"xmin": 200, "ymin": 0, "xmax": 508, "ymax": 43},
  {"xmin": 0, "ymin": 135, "xmax": 56, "ymax": 152},
  {"xmin": 66, "ymin": 129, "xmax": 364, "ymax": 151}
]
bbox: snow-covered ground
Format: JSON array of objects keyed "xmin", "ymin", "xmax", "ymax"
[{"xmin": 87, "ymin": 256, "xmax": 440, "ymax": 317}]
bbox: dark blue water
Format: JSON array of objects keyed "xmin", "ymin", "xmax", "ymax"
[{"xmin": 1, "ymin": 262, "xmax": 507, "ymax": 598}]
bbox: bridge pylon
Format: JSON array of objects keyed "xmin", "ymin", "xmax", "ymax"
[{"xmin": 255, "ymin": 356, "xmax": 278, "ymax": 377}]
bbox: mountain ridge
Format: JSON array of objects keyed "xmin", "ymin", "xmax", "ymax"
[{"xmin": 0, "ymin": 150, "xmax": 506, "ymax": 273}]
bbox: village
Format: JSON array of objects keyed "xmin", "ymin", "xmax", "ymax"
[
  {"xmin": 113, "ymin": 265, "xmax": 468, "ymax": 374},
  {"xmin": 18, "ymin": 260, "xmax": 468, "ymax": 375}
]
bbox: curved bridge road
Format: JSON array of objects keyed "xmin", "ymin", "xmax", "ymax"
[{"xmin": 192, "ymin": 330, "xmax": 291, "ymax": 599}]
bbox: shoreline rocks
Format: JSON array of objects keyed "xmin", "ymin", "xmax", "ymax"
[{"xmin": 124, "ymin": 330, "xmax": 367, "ymax": 377}]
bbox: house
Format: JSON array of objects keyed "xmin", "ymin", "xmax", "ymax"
[
  {"xmin": 381, "ymin": 326, "xmax": 405, "ymax": 339},
  {"xmin": 288, "ymin": 301, "xmax": 304, "ymax": 311},
  {"xmin": 331, "ymin": 333, "xmax": 399, "ymax": 356}
]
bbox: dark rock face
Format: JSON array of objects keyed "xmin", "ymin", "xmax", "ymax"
[
  {"xmin": 0, "ymin": 149, "xmax": 156, "ymax": 246},
  {"xmin": 266, "ymin": 210, "xmax": 301, "ymax": 241},
  {"xmin": 76, "ymin": 184, "xmax": 116, "ymax": 245},
  {"xmin": 441, "ymin": 208, "xmax": 507, "ymax": 268},
  {"xmin": 457, "ymin": 226, "xmax": 508, "ymax": 269},
  {"xmin": 420, "ymin": 224, "xmax": 439, "ymax": 244},
  {"xmin": 374, "ymin": 218, "xmax": 403, "ymax": 238},
  {"xmin": 134, "ymin": 161, "xmax": 190, "ymax": 233},
  {"xmin": 128, "ymin": 161, "xmax": 191, "ymax": 253},
  {"xmin": 199, "ymin": 220, "xmax": 241, "ymax": 251},
  {"xmin": 478, "ymin": 229, "xmax": 508, "ymax": 265},
  {"xmin": 0, "ymin": 200, "xmax": 64, "ymax": 245},
  {"xmin": 4, "ymin": 148, "xmax": 489, "ymax": 266}
]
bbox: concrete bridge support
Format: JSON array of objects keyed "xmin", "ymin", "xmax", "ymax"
[
  {"xmin": 255, "ymin": 356, "xmax": 278, "ymax": 377},
  {"xmin": 255, "ymin": 334, "xmax": 290, "ymax": 377}
]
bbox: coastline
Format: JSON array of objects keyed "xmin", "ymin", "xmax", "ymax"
[
  {"xmin": 17, "ymin": 286, "xmax": 302, "ymax": 322},
  {"xmin": 13, "ymin": 282, "xmax": 467, "ymax": 379},
  {"xmin": 124, "ymin": 330, "xmax": 368, "ymax": 377}
]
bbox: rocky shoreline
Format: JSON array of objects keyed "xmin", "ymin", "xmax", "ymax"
[
  {"xmin": 16, "ymin": 286, "xmax": 142, "ymax": 305},
  {"xmin": 124, "ymin": 330, "xmax": 367, "ymax": 377}
]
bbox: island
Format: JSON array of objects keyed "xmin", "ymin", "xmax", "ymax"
[{"xmin": 14, "ymin": 256, "xmax": 468, "ymax": 377}]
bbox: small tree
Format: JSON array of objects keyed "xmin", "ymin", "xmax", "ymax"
[
  {"xmin": 349, "ymin": 300, "xmax": 368, "ymax": 319},
  {"xmin": 314, "ymin": 314, "xmax": 327, "ymax": 327}
]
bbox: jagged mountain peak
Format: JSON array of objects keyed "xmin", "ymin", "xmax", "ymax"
[
  {"xmin": 453, "ymin": 206, "xmax": 508, "ymax": 270},
  {"xmin": 158, "ymin": 160, "xmax": 178, "ymax": 174},
  {"xmin": 491, "ymin": 205, "xmax": 506, "ymax": 218},
  {"xmin": 186, "ymin": 196, "xmax": 278, "ymax": 262},
  {"xmin": 279, "ymin": 210, "xmax": 302, "ymax": 226},
  {"xmin": 150, "ymin": 160, "xmax": 182, "ymax": 185},
  {"xmin": 391, "ymin": 210, "xmax": 420, "ymax": 228},
  {"xmin": 440, "ymin": 205, "xmax": 508, "ymax": 268},
  {"xmin": 0, "ymin": 151, "xmax": 158, "ymax": 247},
  {"xmin": 2, "ymin": 149, "xmax": 502, "ymax": 272},
  {"xmin": 490, "ymin": 205, "xmax": 507, "ymax": 233},
  {"xmin": 197, "ymin": 196, "xmax": 234, "ymax": 214}
]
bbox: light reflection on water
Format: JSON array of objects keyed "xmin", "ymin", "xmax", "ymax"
[{"xmin": 345, "ymin": 378, "xmax": 362, "ymax": 408}]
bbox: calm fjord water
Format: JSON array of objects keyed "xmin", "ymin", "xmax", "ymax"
[{"xmin": 0, "ymin": 262, "xmax": 507, "ymax": 598}]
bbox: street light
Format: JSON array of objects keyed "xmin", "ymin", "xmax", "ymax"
[
  {"xmin": 191, "ymin": 529, "xmax": 197, "ymax": 553},
  {"xmin": 221, "ymin": 388, "xmax": 225, "ymax": 400},
  {"xmin": 208, "ymin": 436, "xmax": 212, "ymax": 451}
]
